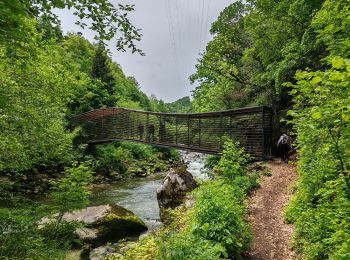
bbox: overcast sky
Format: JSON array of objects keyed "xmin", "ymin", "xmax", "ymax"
[{"xmin": 56, "ymin": 0, "xmax": 233, "ymax": 102}]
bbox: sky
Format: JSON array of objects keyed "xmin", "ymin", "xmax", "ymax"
[{"xmin": 56, "ymin": 0, "xmax": 233, "ymax": 102}]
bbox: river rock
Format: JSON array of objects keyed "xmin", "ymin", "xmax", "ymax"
[
  {"xmin": 39, "ymin": 204, "xmax": 148, "ymax": 247},
  {"xmin": 89, "ymin": 245, "xmax": 119, "ymax": 260},
  {"xmin": 156, "ymin": 166, "xmax": 197, "ymax": 209}
]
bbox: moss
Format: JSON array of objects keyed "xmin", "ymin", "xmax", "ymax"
[
  {"xmin": 174, "ymin": 165, "xmax": 188, "ymax": 176},
  {"xmin": 89, "ymin": 205, "xmax": 147, "ymax": 247},
  {"xmin": 104, "ymin": 213, "xmax": 145, "ymax": 227},
  {"xmin": 112, "ymin": 206, "xmax": 191, "ymax": 260}
]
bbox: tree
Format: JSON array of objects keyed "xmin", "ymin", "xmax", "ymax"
[
  {"xmin": 91, "ymin": 42, "xmax": 117, "ymax": 107},
  {"xmin": 0, "ymin": 0, "xmax": 143, "ymax": 53},
  {"xmin": 50, "ymin": 163, "xmax": 93, "ymax": 226},
  {"xmin": 191, "ymin": 0, "xmax": 326, "ymax": 113}
]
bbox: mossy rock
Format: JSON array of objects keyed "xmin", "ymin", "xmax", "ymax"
[
  {"xmin": 40, "ymin": 204, "xmax": 148, "ymax": 248},
  {"xmin": 92, "ymin": 205, "xmax": 147, "ymax": 247},
  {"xmin": 156, "ymin": 167, "xmax": 197, "ymax": 222}
]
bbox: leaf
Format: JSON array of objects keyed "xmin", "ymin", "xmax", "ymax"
[
  {"xmin": 311, "ymin": 76, "xmax": 322, "ymax": 85},
  {"xmin": 312, "ymin": 111, "xmax": 322, "ymax": 119},
  {"xmin": 341, "ymin": 113, "xmax": 350, "ymax": 122},
  {"xmin": 332, "ymin": 57, "xmax": 344, "ymax": 69}
]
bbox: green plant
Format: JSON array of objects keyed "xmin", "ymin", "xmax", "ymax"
[
  {"xmin": 192, "ymin": 180, "xmax": 252, "ymax": 258},
  {"xmin": 159, "ymin": 230, "xmax": 227, "ymax": 260},
  {"xmin": 262, "ymin": 169, "xmax": 272, "ymax": 177},
  {"xmin": 285, "ymin": 57, "xmax": 350, "ymax": 259},
  {"xmin": 94, "ymin": 144, "xmax": 132, "ymax": 178},
  {"xmin": 119, "ymin": 142, "xmax": 154, "ymax": 160},
  {"xmin": 50, "ymin": 163, "xmax": 93, "ymax": 226},
  {"xmin": 204, "ymin": 155, "xmax": 221, "ymax": 171},
  {"xmin": 215, "ymin": 141, "xmax": 249, "ymax": 181}
]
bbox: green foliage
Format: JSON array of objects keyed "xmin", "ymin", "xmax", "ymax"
[
  {"xmin": 50, "ymin": 163, "xmax": 93, "ymax": 221},
  {"xmin": 119, "ymin": 142, "xmax": 154, "ymax": 160},
  {"xmin": 0, "ymin": 16, "xmax": 162, "ymax": 175},
  {"xmin": 94, "ymin": 144, "xmax": 132, "ymax": 178},
  {"xmin": 215, "ymin": 141, "xmax": 249, "ymax": 180},
  {"xmin": 117, "ymin": 235, "xmax": 159, "ymax": 260},
  {"xmin": 159, "ymin": 230, "xmax": 226, "ymax": 260},
  {"xmin": 91, "ymin": 42, "xmax": 118, "ymax": 107},
  {"xmin": 0, "ymin": 165, "xmax": 92, "ymax": 259},
  {"xmin": 191, "ymin": 0, "xmax": 326, "ymax": 112},
  {"xmin": 191, "ymin": 180, "xmax": 251, "ymax": 258},
  {"xmin": 93, "ymin": 143, "xmax": 180, "ymax": 180},
  {"xmin": 311, "ymin": 0, "xmax": 350, "ymax": 59},
  {"xmin": 0, "ymin": 0, "xmax": 142, "ymax": 53},
  {"xmin": 39, "ymin": 221, "xmax": 82, "ymax": 249},
  {"xmin": 285, "ymin": 58, "xmax": 350, "ymax": 259},
  {"xmin": 0, "ymin": 34, "xmax": 78, "ymax": 173},
  {"xmin": 165, "ymin": 96, "xmax": 192, "ymax": 113},
  {"xmin": 153, "ymin": 146, "xmax": 181, "ymax": 161},
  {"xmin": 204, "ymin": 155, "xmax": 221, "ymax": 171},
  {"xmin": 0, "ymin": 207, "xmax": 66, "ymax": 259}
]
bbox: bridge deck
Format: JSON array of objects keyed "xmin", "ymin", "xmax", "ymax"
[{"xmin": 71, "ymin": 106, "xmax": 273, "ymax": 159}]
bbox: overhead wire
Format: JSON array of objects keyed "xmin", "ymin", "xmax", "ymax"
[
  {"xmin": 204, "ymin": 0, "xmax": 212, "ymax": 49},
  {"xmin": 199, "ymin": 0, "xmax": 206, "ymax": 53},
  {"xmin": 174, "ymin": 0, "xmax": 186, "ymax": 89},
  {"xmin": 164, "ymin": 0, "xmax": 182, "ymax": 87}
]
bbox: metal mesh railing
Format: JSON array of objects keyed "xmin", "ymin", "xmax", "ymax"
[{"xmin": 71, "ymin": 106, "xmax": 273, "ymax": 159}]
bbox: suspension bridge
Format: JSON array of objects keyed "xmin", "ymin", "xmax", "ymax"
[{"xmin": 71, "ymin": 106, "xmax": 273, "ymax": 159}]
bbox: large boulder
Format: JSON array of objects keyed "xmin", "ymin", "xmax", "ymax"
[
  {"xmin": 157, "ymin": 166, "xmax": 197, "ymax": 209},
  {"xmin": 39, "ymin": 204, "xmax": 147, "ymax": 247}
]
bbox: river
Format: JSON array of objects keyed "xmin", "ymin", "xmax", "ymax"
[{"xmin": 88, "ymin": 151, "xmax": 209, "ymax": 230}]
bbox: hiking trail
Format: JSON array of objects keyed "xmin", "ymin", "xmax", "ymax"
[{"xmin": 246, "ymin": 161, "xmax": 297, "ymax": 260}]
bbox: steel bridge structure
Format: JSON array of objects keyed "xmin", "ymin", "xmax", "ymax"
[{"xmin": 71, "ymin": 106, "xmax": 273, "ymax": 159}]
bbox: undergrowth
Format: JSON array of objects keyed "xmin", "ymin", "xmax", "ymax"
[{"xmin": 285, "ymin": 58, "xmax": 350, "ymax": 259}]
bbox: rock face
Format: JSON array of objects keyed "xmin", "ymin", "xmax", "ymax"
[
  {"xmin": 157, "ymin": 166, "xmax": 197, "ymax": 209},
  {"xmin": 40, "ymin": 204, "xmax": 147, "ymax": 247}
]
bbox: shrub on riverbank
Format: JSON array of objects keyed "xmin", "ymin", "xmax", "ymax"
[
  {"xmin": 285, "ymin": 58, "xmax": 350, "ymax": 259},
  {"xmin": 0, "ymin": 163, "xmax": 92, "ymax": 259},
  {"xmin": 117, "ymin": 141, "xmax": 255, "ymax": 259},
  {"xmin": 93, "ymin": 142, "xmax": 180, "ymax": 181}
]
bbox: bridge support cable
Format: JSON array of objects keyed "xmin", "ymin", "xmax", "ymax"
[{"xmin": 71, "ymin": 106, "xmax": 273, "ymax": 159}]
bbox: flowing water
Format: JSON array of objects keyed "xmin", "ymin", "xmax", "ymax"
[{"xmin": 88, "ymin": 152, "xmax": 208, "ymax": 230}]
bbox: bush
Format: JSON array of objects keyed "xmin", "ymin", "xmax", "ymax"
[
  {"xmin": 94, "ymin": 144, "xmax": 132, "ymax": 177},
  {"xmin": 0, "ymin": 163, "xmax": 92, "ymax": 259},
  {"xmin": 214, "ymin": 141, "xmax": 249, "ymax": 181},
  {"xmin": 192, "ymin": 180, "xmax": 251, "ymax": 258},
  {"xmin": 159, "ymin": 230, "xmax": 226, "ymax": 260},
  {"xmin": 153, "ymin": 146, "xmax": 180, "ymax": 161},
  {"xmin": 92, "ymin": 143, "xmax": 180, "ymax": 179},
  {"xmin": 285, "ymin": 58, "xmax": 350, "ymax": 259},
  {"xmin": 118, "ymin": 142, "xmax": 154, "ymax": 160},
  {"xmin": 50, "ymin": 163, "xmax": 93, "ymax": 225},
  {"xmin": 204, "ymin": 155, "xmax": 221, "ymax": 171}
]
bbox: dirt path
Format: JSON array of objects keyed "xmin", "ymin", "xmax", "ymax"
[{"xmin": 246, "ymin": 161, "xmax": 296, "ymax": 260}]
